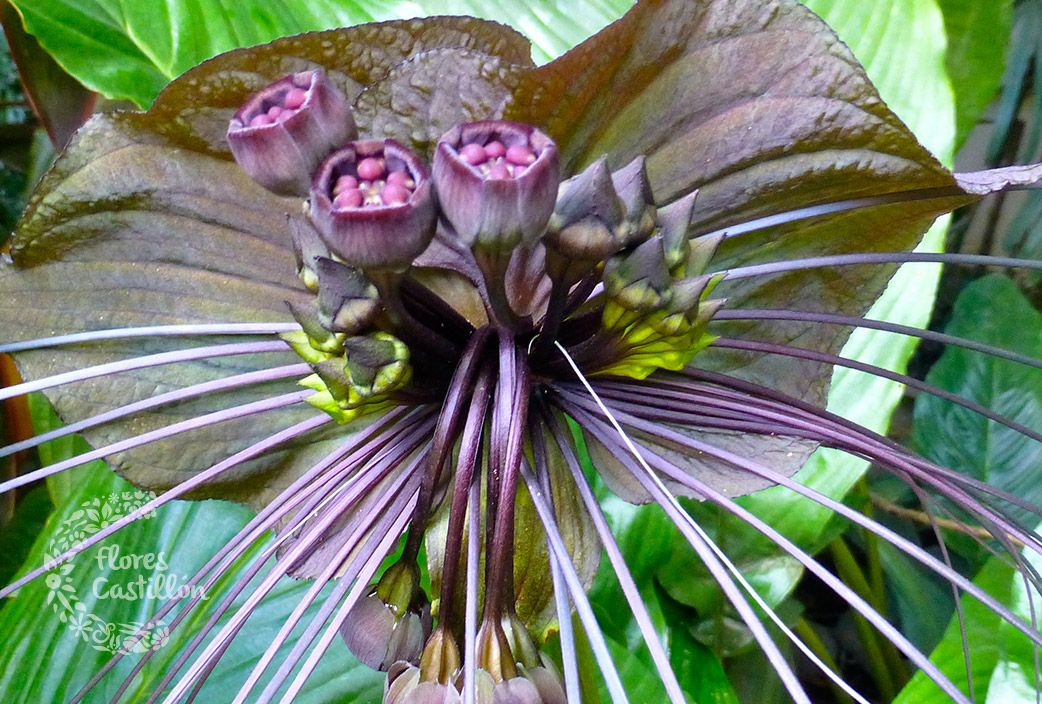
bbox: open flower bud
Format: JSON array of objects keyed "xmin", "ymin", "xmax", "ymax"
[
  {"xmin": 228, "ymin": 69, "xmax": 355, "ymax": 196},
  {"xmin": 309, "ymin": 140, "xmax": 436, "ymax": 271},
  {"xmin": 433, "ymin": 121, "xmax": 559, "ymax": 250}
]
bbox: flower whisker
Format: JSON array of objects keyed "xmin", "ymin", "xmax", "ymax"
[
  {"xmin": 230, "ymin": 430, "xmax": 436, "ymax": 702},
  {"xmin": 712, "ymin": 336, "xmax": 1042, "ymax": 450},
  {"xmin": 163, "ymin": 452, "xmax": 426, "ymax": 704},
  {"xmin": 0, "ymin": 339, "xmax": 290, "ymax": 403},
  {"xmin": 571, "ymin": 403, "xmax": 971, "ymax": 703},
  {"xmin": 265, "ymin": 489, "xmax": 419, "ymax": 704},
  {"xmin": 564, "ymin": 396, "xmax": 1042, "ymax": 648},
  {"xmin": 538, "ymin": 410, "xmax": 693, "ymax": 704},
  {"xmin": 518, "ymin": 456, "xmax": 630, "ymax": 704},
  {"xmin": 0, "ymin": 323, "xmax": 301, "ymax": 355},
  {"xmin": 0, "ymin": 389, "xmax": 314, "ymax": 496},
  {"xmin": 0, "ymin": 363, "xmax": 310, "ymax": 460},
  {"xmin": 718, "ymin": 250, "xmax": 1042, "ymax": 281},
  {"xmin": 552, "ymin": 341, "xmax": 814, "ymax": 703},
  {"xmin": 0, "ymin": 414, "xmax": 331, "ymax": 601},
  {"xmin": 69, "ymin": 406, "xmax": 422, "ymax": 700},
  {"xmin": 716, "ymin": 307, "xmax": 1042, "ymax": 373}
]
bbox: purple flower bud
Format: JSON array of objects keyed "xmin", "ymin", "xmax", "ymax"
[
  {"xmin": 227, "ymin": 69, "xmax": 356, "ymax": 196},
  {"xmin": 522, "ymin": 665, "xmax": 567, "ymax": 704},
  {"xmin": 433, "ymin": 121, "xmax": 559, "ymax": 250},
  {"xmin": 309, "ymin": 140, "xmax": 437, "ymax": 271},
  {"xmin": 341, "ymin": 562, "xmax": 432, "ymax": 670}
]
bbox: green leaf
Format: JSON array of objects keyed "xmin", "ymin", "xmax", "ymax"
[
  {"xmin": 0, "ymin": 460, "xmax": 384, "ymax": 703},
  {"xmin": 914, "ymin": 274, "xmax": 1042, "ymax": 526},
  {"xmin": 6, "ymin": 0, "xmax": 390, "ymax": 107},
  {"xmin": 5, "ymin": 0, "xmax": 635, "ymax": 109},
  {"xmin": 0, "ymin": 485, "xmax": 50, "ymax": 587},
  {"xmin": 670, "ymin": 624, "xmax": 741, "ymax": 704},
  {"xmin": 893, "ymin": 524, "xmax": 1041, "ymax": 704},
  {"xmin": 365, "ymin": 0, "xmax": 634, "ymax": 65},
  {"xmin": 936, "ymin": 0, "xmax": 1012, "ymax": 148}
]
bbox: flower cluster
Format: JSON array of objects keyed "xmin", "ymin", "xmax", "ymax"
[{"xmin": 223, "ymin": 66, "xmax": 733, "ymax": 702}]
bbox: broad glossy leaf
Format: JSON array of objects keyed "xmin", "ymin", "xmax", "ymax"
[
  {"xmin": 6, "ymin": 0, "xmax": 400, "ymax": 107},
  {"xmin": 6, "ymin": 0, "xmax": 630, "ymax": 109},
  {"xmin": 508, "ymin": 0, "xmax": 959, "ymax": 409},
  {"xmin": 936, "ymin": 0, "xmax": 1012, "ymax": 148},
  {"xmin": 914, "ymin": 274, "xmax": 1042, "ymax": 526},
  {"xmin": 0, "ymin": 461, "xmax": 384, "ymax": 703}
]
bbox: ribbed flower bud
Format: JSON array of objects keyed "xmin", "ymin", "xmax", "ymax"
[
  {"xmin": 419, "ymin": 627, "xmax": 462, "ymax": 685},
  {"xmin": 287, "ymin": 299, "xmax": 344, "ymax": 354},
  {"xmin": 341, "ymin": 562, "xmax": 432, "ymax": 671},
  {"xmin": 544, "ymin": 157, "xmax": 625, "ymax": 265},
  {"xmin": 315, "ymin": 257, "xmax": 381, "ymax": 334},
  {"xmin": 610, "ymin": 155, "xmax": 656, "ymax": 246},
  {"xmin": 228, "ymin": 69, "xmax": 355, "ymax": 196},
  {"xmin": 657, "ymin": 189, "xmax": 699, "ymax": 272},
  {"xmin": 309, "ymin": 140, "xmax": 436, "ymax": 271},
  {"xmin": 311, "ymin": 332, "xmax": 411, "ymax": 407},
  {"xmin": 602, "ymin": 235, "xmax": 673, "ymax": 314},
  {"xmin": 343, "ymin": 333, "xmax": 411, "ymax": 397},
  {"xmin": 433, "ymin": 121, "xmax": 559, "ymax": 250}
]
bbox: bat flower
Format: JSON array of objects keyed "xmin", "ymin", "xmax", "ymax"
[{"xmin": 4, "ymin": 1, "xmax": 1042, "ymax": 703}]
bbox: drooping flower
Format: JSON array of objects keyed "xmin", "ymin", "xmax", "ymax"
[{"xmin": 2, "ymin": 2, "xmax": 1042, "ymax": 703}]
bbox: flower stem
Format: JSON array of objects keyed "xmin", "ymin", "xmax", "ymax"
[
  {"xmin": 483, "ymin": 335, "xmax": 530, "ymax": 620},
  {"xmin": 437, "ymin": 366, "xmax": 493, "ymax": 634}
]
